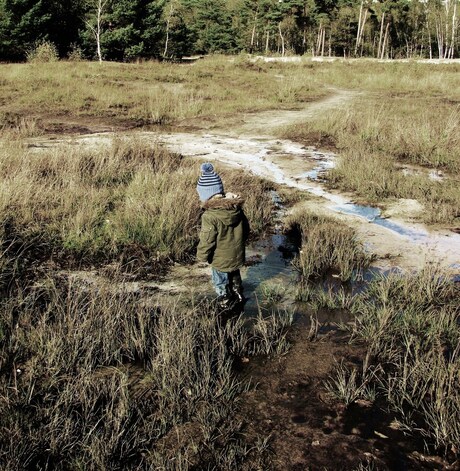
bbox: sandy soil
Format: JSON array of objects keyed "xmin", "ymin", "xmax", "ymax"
[
  {"xmin": 29, "ymin": 88, "xmax": 460, "ymax": 276},
  {"xmin": 24, "ymin": 88, "xmax": 460, "ymax": 470}
]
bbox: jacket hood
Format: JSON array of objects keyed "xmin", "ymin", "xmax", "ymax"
[
  {"xmin": 202, "ymin": 193, "xmax": 245, "ymax": 226},
  {"xmin": 202, "ymin": 193, "xmax": 245, "ymax": 210}
]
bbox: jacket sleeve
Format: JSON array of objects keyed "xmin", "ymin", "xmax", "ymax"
[{"xmin": 196, "ymin": 213, "xmax": 217, "ymax": 263}]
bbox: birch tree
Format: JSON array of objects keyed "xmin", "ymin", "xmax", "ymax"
[
  {"xmin": 354, "ymin": 0, "xmax": 369, "ymax": 56},
  {"xmin": 86, "ymin": 0, "xmax": 110, "ymax": 62}
]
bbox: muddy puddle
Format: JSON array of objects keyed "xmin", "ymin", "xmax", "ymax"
[
  {"xmin": 28, "ymin": 127, "xmax": 460, "ymax": 275},
  {"xmin": 241, "ymin": 192, "xmax": 362, "ymax": 332}
]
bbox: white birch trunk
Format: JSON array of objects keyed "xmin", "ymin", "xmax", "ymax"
[
  {"xmin": 86, "ymin": 0, "xmax": 108, "ymax": 62},
  {"xmin": 377, "ymin": 12, "xmax": 385, "ymax": 59},
  {"xmin": 381, "ymin": 21, "xmax": 390, "ymax": 59},
  {"xmin": 321, "ymin": 28, "xmax": 326, "ymax": 57},
  {"xmin": 355, "ymin": 1, "xmax": 364, "ymax": 56},
  {"xmin": 449, "ymin": 1, "xmax": 457, "ymax": 58},
  {"xmin": 278, "ymin": 22, "xmax": 285, "ymax": 56},
  {"xmin": 163, "ymin": 3, "xmax": 175, "ymax": 58}
]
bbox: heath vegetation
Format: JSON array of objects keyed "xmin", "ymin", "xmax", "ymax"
[
  {"xmin": 282, "ymin": 62, "xmax": 460, "ymax": 227},
  {"xmin": 2, "ymin": 56, "xmax": 460, "ymax": 467},
  {"xmin": 339, "ymin": 267, "xmax": 460, "ymax": 456},
  {"xmin": 0, "ymin": 277, "xmax": 295, "ymax": 470},
  {"xmin": 0, "ymin": 137, "xmax": 275, "ymax": 291},
  {"xmin": 285, "ymin": 210, "xmax": 374, "ymax": 285}
]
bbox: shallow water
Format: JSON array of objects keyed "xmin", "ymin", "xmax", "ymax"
[
  {"xmin": 28, "ymin": 128, "xmax": 460, "ymax": 273},
  {"xmin": 242, "ymin": 192, "xmax": 298, "ymax": 314}
]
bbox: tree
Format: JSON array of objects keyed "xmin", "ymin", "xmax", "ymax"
[
  {"xmin": 81, "ymin": 0, "xmax": 165, "ymax": 61},
  {"xmin": 162, "ymin": 0, "xmax": 191, "ymax": 58},
  {"xmin": 85, "ymin": 0, "xmax": 110, "ymax": 61},
  {"xmin": 191, "ymin": 0, "xmax": 238, "ymax": 53},
  {"xmin": 0, "ymin": 0, "xmax": 85, "ymax": 60}
]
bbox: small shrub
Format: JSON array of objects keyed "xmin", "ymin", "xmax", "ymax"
[
  {"xmin": 67, "ymin": 44, "xmax": 83, "ymax": 62},
  {"xmin": 27, "ymin": 41, "xmax": 59, "ymax": 63}
]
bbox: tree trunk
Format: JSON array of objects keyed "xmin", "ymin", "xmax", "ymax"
[
  {"xmin": 250, "ymin": 9, "xmax": 258, "ymax": 53},
  {"xmin": 265, "ymin": 29, "xmax": 270, "ymax": 54},
  {"xmin": 381, "ymin": 21, "xmax": 390, "ymax": 59},
  {"xmin": 355, "ymin": 2, "xmax": 368, "ymax": 57},
  {"xmin": 86, "ymin": 0, "xmax": 108, "ymax": 63},
  {"xmin": 427, "ymin": 20, "xmax": 433, "ymax": 59},
  {"xmin": 278, "ymin": 22, "xmax": 285, "ymax": 56},
  {"xmin": 449, "ymin": 0, "xmax": 457, "ymax": 58},
  {"xmin": 316, "ymin": 22, "xmax": 323, "ymax": 56},
  {"xmin": 377, "ymin": 12, "xmax": 385, "ymax": 59},
  {"xmin": 321, "ymin": 28, "xmax": 326, "ymax": 57},
  {"xmin": 355, "ymin": 0, "xmax": 364, "ymax": 56},
  {"xmin": 436, "ymin": 22, "xmax": 443, "ymax": 58},
  {"xmin": 163, "ymin": 3, "xmax": 175, "ymax": 58}
]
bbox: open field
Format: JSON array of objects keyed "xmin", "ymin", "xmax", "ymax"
[{"xmin": 1, "ymin": 57, "xmax": 460, "ymax": 469}]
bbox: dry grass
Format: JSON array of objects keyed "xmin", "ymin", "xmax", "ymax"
[
  {"xmin": 0, "ymin": 138, "xmax": 275, "ymax": 294},
  {"xmin": 0, "ymin": 277, "xmax": 292, "ymax": 469},
  {"xmin": 285, "ymin": 210, "xmax": 373, "ymax": 284},
  {"xmin": 340, "ymin": 267, "xmax": 460, "ymax": 455},
  {"xmin": 282, "ymin": 84, "xmax": 460, "ymax": 226},
  {"xmin": 280, "ymin": 61, "xmax": 460, "ymax": 227},
  {"xmin": 0, "ymin": 56, "xmax": 327, "ymax": 130}
]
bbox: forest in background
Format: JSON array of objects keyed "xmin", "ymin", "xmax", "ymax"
[{"xmin": 0, "ymin": 0, "xmax": 458, "ymax": 62}]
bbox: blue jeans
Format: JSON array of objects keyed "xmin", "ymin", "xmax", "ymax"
[{"xmin": 211, "ymin": 268, "xmax": 242, "ymax": 297}]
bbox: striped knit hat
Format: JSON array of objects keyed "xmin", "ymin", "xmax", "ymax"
[{"xmin": 196, "ymin": 162, "xmax": 224, "ymax": 202}]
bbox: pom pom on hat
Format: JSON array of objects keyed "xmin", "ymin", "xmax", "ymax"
[
  {"xmin": 196, "ymin": 162, "xmax": 224, "ymax": 202},
  {"xmin": 201, "ymin": 162, "xmax": 214, "ymax": 173}
]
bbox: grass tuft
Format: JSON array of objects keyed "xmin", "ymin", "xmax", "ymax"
[{"xmin": 285, "ymin": 210, "xmax": 373, "ymax": 282}]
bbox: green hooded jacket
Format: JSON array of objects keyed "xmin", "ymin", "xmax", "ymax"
[{"xmin": 197, "ymin": 194, "xmax": 249, "ymax": 272}]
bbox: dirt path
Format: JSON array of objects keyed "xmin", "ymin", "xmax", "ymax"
[
  {"xmin": 25, "ymin": 88, "xmax": 460, "ymax": 470},
  {"xmin": 30, "ymin": 87, "xmax": 460, "ymax": 276}
]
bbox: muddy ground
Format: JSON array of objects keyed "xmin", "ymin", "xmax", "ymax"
[
  {"xmin": 237, "ymin": 326, "xmax": 453, "ymax": 471},
  {"xmin": 25, "ymin": 89, "xmax": 460, "ymax": 470}
]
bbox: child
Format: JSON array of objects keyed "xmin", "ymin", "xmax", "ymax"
[{"xmin": 196, "ymin": 162, "xmax": 249, "ymax": 308}]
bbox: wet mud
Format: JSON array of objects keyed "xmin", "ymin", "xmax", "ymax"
[
  {"xmin": 236, "ymin": 327, "xmax": 446, "ymax": 471},
  {"xmin": 20, "ymin": 89, "xmax": 460, "ymax": 469}
]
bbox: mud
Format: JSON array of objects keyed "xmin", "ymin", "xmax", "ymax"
[
  {"xmin": 19, "ymin": 88, "xmax": 460, "ymax": 469},
  {"xmin": 28, "ymin": 89, "xmax": 460, "ymax": 277},
  {"xmin": 236, "ymin": 327, "xmax": 447, "ymax": 471}
]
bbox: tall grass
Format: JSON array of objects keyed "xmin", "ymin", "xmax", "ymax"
[
  {"xmin": 345, "ymin": 267, "xmax": 460, "ymax": 454},
  {"xmin": 285, "ymin": 209, "xmax": 373, "ymax": 283},
  {"xmin": 0, "ymin": 138, "xmax": 275, "ymax": 293},
  {"xmin": 1, "ymin": 138, "xmax": 198, "ymax": 262},
  {"xmin": 0, "ymin": 278, "xmax": 292, "ymax": 469},
  {"xmin": 282, "ymin": 96, "xmax": 460, "ymax": 225}
]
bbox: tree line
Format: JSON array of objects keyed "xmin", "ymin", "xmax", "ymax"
[{"xmin": 0, "ymin": 0, "xmax": 458, "ymax": 62}]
